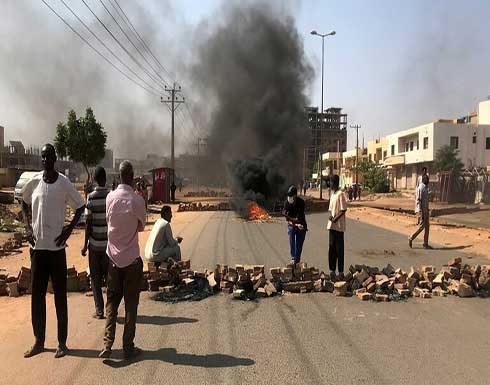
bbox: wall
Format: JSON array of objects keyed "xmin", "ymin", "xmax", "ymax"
[
  {"xmin": 479, "ymin": 101, "xmax": 490, "ymax": 124},
  {"xmin": 432, "ymin": 122, "xmax": 490, "ymax": 168},
  {"xmin": 385, "ymin": 123, "xmax": 435, "ymax": 165}
]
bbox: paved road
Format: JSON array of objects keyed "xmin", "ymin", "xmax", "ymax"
[{"xmin": 2, "ymin": 211, "xmax": 489, "ymax": 385}]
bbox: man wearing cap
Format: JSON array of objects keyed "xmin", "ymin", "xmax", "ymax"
[
  {"xmin": 81, "ymin": 166, "xmax": 110, "ymax": 319},
  {"xmin": 282, "ymin": 185, "xmax": 307, "ymax": 265},
  {"xmin": 22, "ymin": 144, "xmax": 85, "ymax": 359}
]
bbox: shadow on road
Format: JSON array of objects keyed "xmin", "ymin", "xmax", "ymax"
[
  {"xmin": 412, "ymin": 245, "xmax": 472, "ymax": 251},
  {"xmin": 116, "ymin": 315, "xmax": 198, "ymax": 325},
  {"xmin": 100, "ymin": 348, "xmax": 255, "ymax": 369}
]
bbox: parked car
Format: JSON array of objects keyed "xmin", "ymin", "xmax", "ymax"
[{"xmin": 14, "ymin": 171, "xmax": 39, "ymax": 203}]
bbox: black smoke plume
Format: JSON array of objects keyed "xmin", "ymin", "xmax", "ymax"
[{"xmin": 190, "ymin": 2, "xmax": 313, "ymax": 206}]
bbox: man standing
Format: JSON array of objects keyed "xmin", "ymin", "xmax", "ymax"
[
  {"xmin": 144, "ymin": 206, "xmax": 183, "ymax": 264},
  {"xmin": 99, "ymin": 160, "xmax": 146, "ymax": 360},
  {"xmin": 409, "ymin": 174, "xmax": 431, "ymax": 249},
  {"xmin": 282, "ymin": 185, "xmax": 307, "ymax": 265},
  {"xmin": 327, "ymin": 175, "xmax": 347, "ymax": 280},
  {"xmin": 22, "ymin": 144, "xmax": 85, "ymax": 358},
  {"xmin": 416, "ymin": 167, "xmax": 428, "ymax": 188},
  {"xmin": 170, "ymin": 182, "xmax": 177, "ymax": 202},
  {"xmin": 81, "ymin": 166, "xmax": 110, "ymax": 319}
]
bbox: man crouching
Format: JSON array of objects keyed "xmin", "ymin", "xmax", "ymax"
[{"xmin": 144, "ymin": 205, "xmax": 183, "ymax": 266}]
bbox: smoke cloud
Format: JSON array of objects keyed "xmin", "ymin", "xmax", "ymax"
[
  {"xmin": 190, "ymin": 2, "xmax": 313, "ymax": 202},
  {"xmin": 0, "ymin": 0, "xmax": 190, "ymax": 159}
]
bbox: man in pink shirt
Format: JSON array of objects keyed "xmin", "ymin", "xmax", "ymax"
[{"xmin": 99, "ymin": 160, "xmax": 146, "ymax": 360}]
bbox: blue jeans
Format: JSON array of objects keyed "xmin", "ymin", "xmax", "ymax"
[{"xmin": 288, "ymin": 225, "xmax": 306, "ymax": 263}]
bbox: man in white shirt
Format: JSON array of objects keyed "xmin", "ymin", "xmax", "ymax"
[
  {"xmin": 21, "ymin": 144, "xmax": 85, "ymax": 359},
  {"xmin": 144, "ymin": 205, "xmax": 183, "ymax": 264},
  {"xmin": 327, "ymin": 175, "xmax": 347, "ymax": 280},
  {"xmin": 409, "ymin": 174, "xmax": 431, "ymax": 249}
]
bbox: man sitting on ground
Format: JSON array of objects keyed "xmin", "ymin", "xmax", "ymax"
[{"xmin": 144, "ymin": 205, "xmax": 183, "ymax": 265}]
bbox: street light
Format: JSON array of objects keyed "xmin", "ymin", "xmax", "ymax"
[{"xmin": 310, "ymin": 29, "xmax": 336, "ymax": 200}]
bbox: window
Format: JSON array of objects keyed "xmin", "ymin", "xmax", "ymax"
[
  {"xmin": 473, "ymin": 135, "xmax": 477, "ymax": 144},
  {"xmin": 423, "ymin": 137, "xmax": 429, "ymax": 149},
  {"xmin": 410, "ymin": 141, "xmax": 414, "ymax": 151},
  {"xmin": 450, "ymin": 136, "xmax": 459, "ymax": 149},
  {"xmin": 383, "ymin": 150, "xmax": 387, "ymax": 159},
  {"xmin": 391, "ymin": 144, "xmax": 395, "ymax": 155},
  {"xmin": 486, "ymin": 137, "xmax": 490, "ymax": 150},
  {"xmin": 333, "ymin": 160, "xmax": 337, "ymax": 169},
  {"xmin": 416, "ymin": 140, "xmax": 419, "ymax": 150},
  {"xmin": 405, "ymin": 143, "xmax": 409, "ymax": 152}
]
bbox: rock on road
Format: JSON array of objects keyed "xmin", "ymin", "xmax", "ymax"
[{"xmin": 1, "ymin": 211, "xmax": 489, "ymax": 385}]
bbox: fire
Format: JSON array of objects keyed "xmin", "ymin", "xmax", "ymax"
[{"xmin": 248, "ymin": 202, "xmax": 272, "ymax": 221}]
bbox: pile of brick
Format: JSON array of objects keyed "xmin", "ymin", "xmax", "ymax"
[
  {"xmin": 177, "ymin": 202, "xmax": 231, "ymax": 212},
  {"xmin": 0, "ymin": 266, "xmax": 31, "ymax": 297},
  {"xmin": 209, "ymin": 264, "xmax": 277, "ymax": 299},
  {"xmin": 145, "ymin": 260, "xmax": 193, "ymax": 292},
  {"xmin": 0, "ymin": 232, "xmax": 23, "ymax": 256},
  {"xmin": 0, "ymin": 265, "xmax": 91, "ymax": 297},
  {"xmin": 269, "ymin": 262, "xmax": 333, "ymax": 294},
  {"xmin": 336, "ymin": 257, "xmax": 489, "ymax": 301}
]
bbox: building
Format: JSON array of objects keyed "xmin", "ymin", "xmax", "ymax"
[
  {"xmin": 305, "ymin": 106, "xmax": 347, "ymax": 179},
  {"xmin": 341, "ymin": 148, "xmax": 368, "ymax": 186},
  {"xmin": 380, "ymin": 100, "xmax": 490, "ymax": 190}
]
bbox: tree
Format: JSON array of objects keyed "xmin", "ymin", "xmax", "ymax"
[
  {"xmin": 54, "ymin": 107, "xmax": 107, "ymax": 180},
  {"xmin": 358, "ymin": 160, "xmax": 390, "ymax": 193},
  {"xmin": 433, "ymin": 145, "xmax": 464, "ymax": 175}
]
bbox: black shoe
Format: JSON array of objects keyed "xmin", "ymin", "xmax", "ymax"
[
  {"xmin": 123, "ymin": 346, "xmax": 142, "ymax": 360},
  {"xmin": 54, "ymin": 344, "xmax": 68, "ymax": 358},
  {"xmin": 98, "ymin": 348, "xmax": 112, "ymax": 358},
  {"xmin": 408, "ymin": 238, "xmax": 413, "ymax": 249},
  {"xmin": 423, "ymin": 244, "xmax": 433, "ymax": 249},
  {"xmin": 24, "ymin": 343, "xmax": 45, "ymax": 358}
]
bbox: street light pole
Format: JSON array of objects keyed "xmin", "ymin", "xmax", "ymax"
[
  {"xmin": 350, "ymin": 124, "xmax": 361, "ymax": 185},
  {"xmin": 311, "ymin": 29, "xmax": 335, "ymax": 200}
]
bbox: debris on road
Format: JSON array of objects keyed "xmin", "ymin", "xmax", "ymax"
[
  {"xmin": 2, "ymin": 257, "xmax": 489, "ymax": 304},
  {"xmin": 176, "ymin": 202, "xmax": 231, "ymax": 212}
]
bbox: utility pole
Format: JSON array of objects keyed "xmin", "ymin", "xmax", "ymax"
[
  {"xmin": 196, "ymin": 137, "xmax": 206, "ymax": 193},
  {"xmin": 350, "ymin": 124, "xmax": 361, "ymax": 185},
  {"xmin": 161, "ymin": 82, "xmax": 184, "ymax": 184}
]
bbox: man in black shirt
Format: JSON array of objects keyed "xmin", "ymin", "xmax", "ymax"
[{"xmin": 282, "ymin": 185, "xmax": 307, "ymax": 265}]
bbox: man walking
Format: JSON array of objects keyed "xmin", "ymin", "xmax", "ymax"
[
  {"xmin": 99, "ymin": 160, "xmax": 146, "ymax": 360},
  {"xmin": 327, "ymin": 175, "xmax": 347, "ymax": 280},
  {"xmin": 409, "ymin": 174, "xmax": 431, "ymax": 249},
  {"xmin": 282, "ymin": 185, "xmax": 307, "ymax": 265},
  {"xmin": 144, "ymin": 205, "xmax": 183, "ymax": 265},
  {"xmin": 22, "ymin": 144, "xmax": 85, "ymax": 358},
  {"xmin": 81, "ymin": 166, "xmax": 110, "ymax": 319}
]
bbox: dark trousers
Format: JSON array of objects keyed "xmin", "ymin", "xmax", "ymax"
[
  {"xmin": 89, "ymin": 248, "xmax": 109, "ymax": 315},
  {"xmin": 328, "ymin": 230, "xmax": 344, "ymax": 273},
  {"xmin": 30, "ymin": 248, "xmax": 68, "ymax": 346},
  {"xmin": 104, "ymin": 258, "xmax": 143, "ymax": 352},
  {"xmin": 288, "ymin": 225, "xmax": 306, "ymax": 263},
  {"xmin": 410, "ymin": 209, "xmax": 430, "ymax": 245}
]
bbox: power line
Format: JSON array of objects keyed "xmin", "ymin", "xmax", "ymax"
[
  {"xmin": 41, "ymin": 0, "xmax": 160, "ymax": 96},
  {"xmin": 58, "ymin": 0, "xmax": 163, "ymax": 96},
  {"xmin": 99, "ymin": 0, "xmax": 170, "ymax": 89},
  {"xmin": 80, "ymin": 0, "xmax": 166, "ymax": 93},
  {"xmin": 110, "ymin": 0, "xmax": 176, "ymax": 84}
]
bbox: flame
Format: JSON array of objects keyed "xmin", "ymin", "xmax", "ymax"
[{"xmin": 248, "ymin": 202, "xmax": 272, "ymax": 221}]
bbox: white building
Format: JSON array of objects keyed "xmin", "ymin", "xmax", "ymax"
[{"xmin": 383, "ymin": 100, "xmax": 490, "ymax": 190}]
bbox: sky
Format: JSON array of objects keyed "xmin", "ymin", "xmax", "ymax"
[{"xmin": 1, "ymin": 0, "xmax": 490, "ymax": 157}]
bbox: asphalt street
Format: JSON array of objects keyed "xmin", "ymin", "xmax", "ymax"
[{"xmin": 1, "ymin": 211, "xmax": 489, "ymax": 385}]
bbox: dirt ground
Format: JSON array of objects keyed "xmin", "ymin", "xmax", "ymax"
[{"xmin": 347, "ymin": 206, "xmax": 490, "ymax": 259}]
